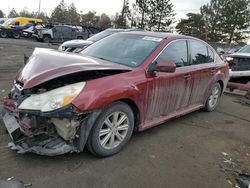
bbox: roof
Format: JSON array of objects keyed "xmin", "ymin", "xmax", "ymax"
[{"xmin": 122, "ymin": 31, "xmax": 182, "ymax": 39}]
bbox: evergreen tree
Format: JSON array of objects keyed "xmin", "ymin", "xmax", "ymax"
[
  {"xmin": 67, "ymin": 3, "xmax": 80, "ymax": 25},
  {"xmin": 80, "ymin": 11, "xmax": 99, "ymax": 27},
  {"xmin": 133, "ymin": 0, "xmax": 150, "ymax": 29},
  {"xmin": 176, "ymin": 13, "xmax": 205, "ymax": 40},
  {"xmin": 119, "ymin": 0, "xmax": 131, "ymax": 27},
  {"xmin": 148, "ymin": 0, "xmax": 175, "ymax": 31},
  {"xmin": 200, "ymin": 0, "xmax": 250, "ymax": 43},
  {"xmin": 97, "ymin": 13, "xmax": 111, "ymax": 29},
  {"xmin": 8, "ymin": 8, "xmax": 19, "ymax": 18},
  {"xmin": 51, "ymin": 0, "xmax": 68, "ymax": 23},
  {"xmin": 19, "ymin": 8, "xmax": 36, "ymax": 17},
  {"xmin": 37, "ymin": 12, "xmax": 50, "ymax": 22},
  {"xmin": 0, "ymin": 10, "xmax": 5, "ymax": 18}
]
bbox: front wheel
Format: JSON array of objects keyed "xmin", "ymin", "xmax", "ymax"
[
  {"xmin": 0, "ymin": 30, "xmax": 7, "ymax": 38},
  {"xmin": 43, "ymin": 35, "xmax": 51, "ymax": 43},
  {"xmin": 87, "ymin": 102, "xmax": 134, "ymax": 157},
  {"xmin": 204, "ymin": 83, "xmax": 222, "ymax": 112}
]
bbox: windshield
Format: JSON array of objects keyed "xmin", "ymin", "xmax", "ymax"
[
  {"xmin": 87, "ymin": 30, "xmax": 118, "ymax": 42},
  {"xmin": 0, "ymin": 18, "xmax": 6, "ymax": 24},
  {"xmin": 2, "ymin": 18, "xmax": 14, "ymax": 26},
  {"xmin": 81, "ymin": 33, "xmax": 162, "ymax": 67},
  {"xmin": 238, "ymin": 45, "xmax": 250, "ymax": 53}
]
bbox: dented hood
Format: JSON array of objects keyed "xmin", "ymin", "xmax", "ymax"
[{"xmin": 16, "ymin": 48, "xmax": 132, "ymax": 89}]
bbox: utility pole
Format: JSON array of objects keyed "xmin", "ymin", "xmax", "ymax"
[{"xmin": 38, "ymin": 0, "xmax": 41, "ymax": 15}]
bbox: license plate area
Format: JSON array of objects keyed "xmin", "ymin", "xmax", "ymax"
[{"xmin": 2, "ymin": 109, "xmax": 22, "ymax": 141}]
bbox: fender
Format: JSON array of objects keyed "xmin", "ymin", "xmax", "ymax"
[{"xmin": 72, "ymin": 69, "xmax": 145, "ymax": 113}]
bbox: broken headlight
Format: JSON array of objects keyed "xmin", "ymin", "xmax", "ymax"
[{"xmin": 19, "ymin": 82, "xmax": 86, "ymax": 112}]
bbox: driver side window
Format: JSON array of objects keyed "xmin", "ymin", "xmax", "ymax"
[{"xmin": 157, "ymin": 40, "xmax": 188, "ymax": 67}]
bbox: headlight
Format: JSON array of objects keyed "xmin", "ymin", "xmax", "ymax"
[
  {"xmin": 73, "ymin": 47, "xmax": 84, "ymax": 53},
  {"xmin": 58, "ymin": 45, "xmax": 64, "ymax": 51},
  {"xmin": 226, "ymin": 57, "xmax": 234, "ymax": 61},
  {"xmin": 19, "ymin": 82, "xmax": 86, "ymax": 112}
]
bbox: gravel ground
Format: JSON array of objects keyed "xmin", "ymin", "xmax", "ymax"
[{"xmin": 0, "ymin": 38, "xmax": 250, "ymax": 188}]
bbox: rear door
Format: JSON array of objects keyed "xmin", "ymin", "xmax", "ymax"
[
  {"xmin": 187, "ymin": 40, "xmax": 216, "ymax": 106},
  {"xmin": 143, "ymin": 40, "xmax": 194, "ymax": 123},
  {"xmin": 52, "ymin": 26, "xmax": 62, "ymax": 41},
  {"xmin": 61, "ymin": 26, "xmax": 72, "ymax": 41}
]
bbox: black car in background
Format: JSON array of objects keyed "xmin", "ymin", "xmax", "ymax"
[{"xmin": 58, "ymin": 28, "xmax": 140, "ymax": 53}]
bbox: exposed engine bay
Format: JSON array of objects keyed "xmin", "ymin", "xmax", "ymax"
[{"xmin": 2, "ymin": 69, "xmax": 125, "ymax": 156}]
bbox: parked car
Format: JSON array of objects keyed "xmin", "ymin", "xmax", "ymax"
[
  {"xmin": 2, "ymin": 31, "xmax": 229, "ymax": 157},
  {"xmin": 226, "ymin": 44, "xmax": 250, "ymax": 79},
  {"xmin": 0, "ymin": 18, "xmax": 8, "ymax": 25},
  {"xmin": 35, "ymin": 25, "xmax": 88, "ymax": 43},
  {"xmin": 1, "ymin": 17, "xmax": 43, "ymax": 29},
  {"xmin": 0, "ymin": 27, "xmax": 22, "ymax": 39},
  {"xmin": 0, "ymin": 18, "xmax": 43, "ymax": 39},
  {"xmin": 58, "ymin": 28, "xmax": 139, "ymax": 53}
]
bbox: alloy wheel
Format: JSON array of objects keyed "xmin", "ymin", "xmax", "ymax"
[
  {"xmin": 99, "ymin": 111, "xmax": 129, "ymax": 150},
  {"xmin": 208, "ymin": 86, "xmax": 220, "ymax": 108}
]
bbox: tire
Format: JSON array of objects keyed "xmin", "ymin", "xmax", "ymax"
[
  {"xmin": 13, "ymin": 31, "xmax": 20, "ymax": 39},
  {"xmin": 0, "ymin": 30, "xmax": 7, "ymax": 38},
  {"xmin": 87, "ymin": 102, "xmax": 134, "ymax": 157},
  {"xmin": 43, "ymin": 35, "xmax": 51, "ymax": 43},
  {"xmin": 204, "ymin": 83, "xmax": 222, "ymax": 112}
]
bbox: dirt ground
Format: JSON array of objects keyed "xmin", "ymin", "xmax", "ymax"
[{"xmin": 0, "ymin": 38, "xmax": 250, "ymax": 188}]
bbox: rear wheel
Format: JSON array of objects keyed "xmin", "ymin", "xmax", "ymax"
[
  {"xmin": 0, "ymin": 30, "xmax": 7, "ymax": 38},
  {"xmin": 204, "ymin": 83, "xmax": 222, "ymax": 112},
  {"xmin": 13, "ymin": 31, "xmax": 20, "ymax": 39},
  {"xmin": 87, "ymin": 102, "xmax": 134, "ymax": 157}
]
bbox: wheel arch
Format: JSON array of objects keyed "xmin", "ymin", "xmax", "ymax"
[
  {"xmin": 217, "ymin": 80, "xmax": 224, "ymax": 95},
  {"xmin": 113, "ymin": 98, "xmax": 140, "ymax": 131}
]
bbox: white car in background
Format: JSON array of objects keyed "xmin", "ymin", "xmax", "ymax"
[{"xmin": 226, "ymin": 44, "xmax": 250, "ymax": 79}]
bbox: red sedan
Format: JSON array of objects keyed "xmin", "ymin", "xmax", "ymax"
[{"xmin": 2, "ymin": 31, "xmax": 229, "ymax": 157}]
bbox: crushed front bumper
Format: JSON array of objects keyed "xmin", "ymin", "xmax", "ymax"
[
  {"xmin": 1, "ymin": 96, "xmax": 81, "ymax": 156},
  {"xmin": 2, "ymin": 108, "xmax": 78, "ymax": 156},
  {"xmin": 1, "ymin": 90, "xmax": 102, "ymax": 156}
]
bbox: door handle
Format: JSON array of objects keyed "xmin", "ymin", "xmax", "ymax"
[
  {"xmin": 184, "ymin": 74, "xmax": 191, "ymax": 80},
  {"xmin": 210, "ymin": 68, "xmax": 216, "ymax": 74}
]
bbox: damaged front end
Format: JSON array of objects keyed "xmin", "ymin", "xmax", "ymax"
[
  {"xmin": 2, "ymin": 80, "xmax": 95, "ymax": 156},
  {"xmin": 1, "ymin": 48, "xmax": 132, "ymax": 156}
]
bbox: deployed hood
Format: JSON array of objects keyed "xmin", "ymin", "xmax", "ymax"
[
  {"xmin": 62, "ymin": 39, "xmax": 94, "ymax": 48},
  {"xmin": 16, "ymin": 48, "xmax": 132, "ymax": 89}
]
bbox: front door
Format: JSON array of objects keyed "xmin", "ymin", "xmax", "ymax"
[{"xmin": 143, "ymin": 40, "xmax": 194, "ymax": 124}]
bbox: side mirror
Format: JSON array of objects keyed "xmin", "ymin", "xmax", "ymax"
[
  {"xmin": 217, "ymin": 47, "xmax": 225, "ymax": 55},
  {"xmin": 149, "ymin": 60, "xmax": 176, "ymax": 73}
]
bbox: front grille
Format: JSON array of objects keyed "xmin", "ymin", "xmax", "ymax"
[{"xmin": 231, "ymin": 57, "xmax": 250, "ymax": 71}]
